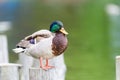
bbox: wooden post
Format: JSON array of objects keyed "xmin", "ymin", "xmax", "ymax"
[
  {"xmin": 116, "ymin": 56, "xmax": 120, "ymax": 80},
  {"xmin": 28, "ymin": 54, "xmax": 66, "ymax": 80},
  {"xmin": 0, "ymin": 21, "xmax": 11, "ymax": 63},
  {"xmin": 29, "ymin": 68, "xmax": 57, "ymax": 80},
  {"xmin": 0, "ymin": 63, "xmax": 22, "ymax": 80},
  {"xmin": 18, "ymin": 54, "xmax": 34, "ymax": 80},
  {"xmin": 0, "ymin": 35, "xmax": 8, "ymax": 63}
]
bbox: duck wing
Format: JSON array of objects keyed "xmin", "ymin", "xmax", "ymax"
[
  {"xmin": 25, "ymin": 30, "xmax": 53, "ymax": 43},
  {"xmin": 26, "ymin": 36, "xmax": 54, "ymax": 59},
  {"xmin": 13, "ymin": 29, "xmax": 53, "ymax": 53}
]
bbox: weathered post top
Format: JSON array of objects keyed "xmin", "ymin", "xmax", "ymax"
[{"xmin": 0, "ymin": 63, "xmax": 22, "ymax": 80}]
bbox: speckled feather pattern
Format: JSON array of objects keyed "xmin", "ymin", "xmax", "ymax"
[{"xmin": 52, "ymin": 32, "xmax": 68, "ymax": 56}]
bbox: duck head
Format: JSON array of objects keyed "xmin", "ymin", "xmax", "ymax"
[{"xmin": 50, "ymin": 21, "xmax": 68, "ymax": 35}]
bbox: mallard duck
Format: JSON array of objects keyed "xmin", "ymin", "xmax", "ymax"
[{"xmin": 13, "ymin": 21, "xmax": 68, "ymax": 70}]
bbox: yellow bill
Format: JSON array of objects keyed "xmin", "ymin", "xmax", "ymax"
[{"xmin": 60, "ymin": 27, "xmax": 68, "ymax": 35}]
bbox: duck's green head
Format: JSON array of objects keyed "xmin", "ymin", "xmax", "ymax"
[{"xmin": 50, "ymin": 21, "xmax": 68, "ymax": 35}]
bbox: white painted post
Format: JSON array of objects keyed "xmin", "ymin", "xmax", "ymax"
[
  {"xmin": 0, "ymin": 35, "xmax": 9, "ymax": 63},
  {"xmin": 18, "ymin": 54, "xmax": 34, "ymax": 80},
  {"xmin": 29, "ymin": 54, "xmax": 67, "ymax": 80},
  {"xmin": 19, "ymin": 54, "xmax": 66, "ymax": 80},
  {"xmin": 116, "ymin": 56, "xmax": 120, "ymax": 80},
  {"xmin": 0, "ymin": 21, "xmax": 11, "ymax": 63},
  {"xmin": 0, "ymin": 63, "xmax": 22, "ymax": 80},
  {"xmin": 29, "ymin": 68, "xmax": 57, "ymax": 80}
]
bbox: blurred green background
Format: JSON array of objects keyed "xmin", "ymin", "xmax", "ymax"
[{"xmin": 2, "ymin": 0, "xmax": 120, "ymax": 80}]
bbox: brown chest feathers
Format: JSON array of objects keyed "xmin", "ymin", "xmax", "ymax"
[{"xmin": 52, "ymin": 32, "xmax": 68, "ymax": 56}]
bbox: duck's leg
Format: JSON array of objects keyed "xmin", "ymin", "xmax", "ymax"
[
  {"xmin": 40, "ymin": 57, "xmax": 43, "ymax": 68},
  {"xmin": 39, "ymin": 57, "xmax": 54, "ymax": 70},
  {"xmin": 45, "ymin": 59, "xmax": 54, "ymax": 68}
]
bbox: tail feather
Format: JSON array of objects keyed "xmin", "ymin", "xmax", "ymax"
[{"xmin": 13, "ymin": 48, "xmax": 25, "ymax": 53}]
